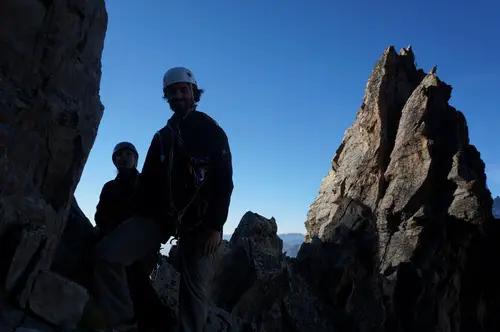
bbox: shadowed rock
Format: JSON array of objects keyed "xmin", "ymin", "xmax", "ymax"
[
  {"xmin": 0, "ymin": 0, "xmax": 107, "ymax": 327},
  {"xmin": 51, "ymin": 197, "xmax": 96, "ymax": 288},
  {"xmin": 210, "ymin": 212, "xmax": 288, "ymax": 329}
]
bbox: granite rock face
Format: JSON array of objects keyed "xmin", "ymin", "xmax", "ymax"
[
  {"xmin": 305, "ymin": 46, "xmax": 425, "ymax": 241},
  {"xmin": 210, "ymin": 212, "xmax": 288, "ymax": 328},
  {"xmin": 0, "ymin": 0, "xmax": 107, "ymax": 326},
  {"xmin": 303, "ymin": 46, "xmax": 498, "ymax": 332}
]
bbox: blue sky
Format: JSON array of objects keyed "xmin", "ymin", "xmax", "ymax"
[{"xmin": 75, "ymin": 0, "xmax": 500, "ymax": 234}]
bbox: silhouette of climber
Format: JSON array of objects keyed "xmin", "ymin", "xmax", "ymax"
[
  {"xmin": 86, "ymin": 67, "xmax": 233, "ymax": 332},
  {"xmin": 89, "ymin": 141, "xmax": 176, "ymax": 332}
]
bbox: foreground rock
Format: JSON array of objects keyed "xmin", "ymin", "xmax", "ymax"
[
  {"xmin": 29, "ymin": 271, "xmax": 89, "ymax": 328},
  {"xmin": 0, "ymin": 0, "xmax": 107, "ymax": 313},
  {"xmin": 304, "ymin": 46, "xmax": 499, "ymax": 331}
]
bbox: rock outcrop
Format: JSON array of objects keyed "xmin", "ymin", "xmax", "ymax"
[
  {"xmin": 304, "ymin": 46, "xmax": 499, "ymax": 331},
  {"xmin": 0, "ymin": 0, "xmax": 107, "ymax": 328}
]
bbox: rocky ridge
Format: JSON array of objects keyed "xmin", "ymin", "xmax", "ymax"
[{"xmin": 0, "ymin": 2, "xmax": 499, "ymax": 331}]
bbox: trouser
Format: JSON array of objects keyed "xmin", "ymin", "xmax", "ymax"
[
  {"xmin": 177, "ymin": 232, "xmax": 213, "ymax": 332},
  {"xmin": 93, "ymin": 215, "xmax": 213, "ymax": 332},
  {"xmin": 126, "ymin": 253, "xmax": 173, "ymax": 331}
]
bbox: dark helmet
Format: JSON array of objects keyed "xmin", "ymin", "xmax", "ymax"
[{"xmin": 112, "ymin": 142, "xmax": 138, "ymax": 162}]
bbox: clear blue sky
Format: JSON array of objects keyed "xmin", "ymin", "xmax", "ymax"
[{"xmin": 75, "ymin": 0, "xmax": 500, "ymax": 234}]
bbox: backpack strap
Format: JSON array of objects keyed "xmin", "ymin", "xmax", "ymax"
[
  {"xmin": 163, "ymin": 120, "xmax": 208, "ymax": 237},
  {"xmin": 155, "ymin": 131, "xmax": 166, "ymax": 163}
]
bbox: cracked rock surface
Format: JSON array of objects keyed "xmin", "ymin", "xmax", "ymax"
[{"xmin": 303, "ymin": 46, "xmax": 500, "ymax": 332}]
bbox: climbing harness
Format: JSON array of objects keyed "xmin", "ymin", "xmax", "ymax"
[{"xmin": 156, "ymin": 120, "xmax": 209, "ymax": 241}]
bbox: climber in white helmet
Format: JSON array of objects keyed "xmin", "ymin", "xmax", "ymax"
[
  {"xmin": 89, "ymin": 66, "xmax": 234, "ymax": 332},
  {"xmin": 162, "ymin": 66, "xmax": 204, "ymax": 117}
]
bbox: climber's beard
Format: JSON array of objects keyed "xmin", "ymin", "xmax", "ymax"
[
  {"xmin": 117, "ymin": 166, "xmax": 134, "ymax": 172},
  {"xmin": 169, "ymin": 98, "xmax": 194, "ymax": 117}
]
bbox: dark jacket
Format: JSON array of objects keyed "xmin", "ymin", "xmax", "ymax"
[
  {"xmin": 136, "ymin": 110, "xmax": 233, "ymax": 234},
  {"xmin": 94, "ymin": 168, "xmax": 141, "ymax": 234},
  {"xmin": 94, "ymin": 169, "xmax": 167, "ymax": 326}
]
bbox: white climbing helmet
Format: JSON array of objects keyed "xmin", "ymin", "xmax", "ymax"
[{"xmin": 162, "ymin": 67, "xmax": 198, "ymax": 89}]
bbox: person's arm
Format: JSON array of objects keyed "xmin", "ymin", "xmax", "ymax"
[
  {"xmin": 94, "ymin": 182, "xmax": 114, "ymax": 232},
  {"xmin": 203, "ymin": 124, "xmax": 234, "ymax": 232},
  {"xmin": 135, "ymin": 132, "xmax": 164, "ymax": 219}
]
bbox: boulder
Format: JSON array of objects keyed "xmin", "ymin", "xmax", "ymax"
[
  {"xmin": 0, "ymin": 0, "xmax": 107, "ymax": 312},
  {"xmin": 28, "ymin": 270, "xmax": 89, "ymax": 328},
  {"xmin": 210, "ymin": 212, "xmax": 289, "ymax": 328},
  {"xmin": 305, "ymin": 46, "xmax": 425, "ymax": 242}
]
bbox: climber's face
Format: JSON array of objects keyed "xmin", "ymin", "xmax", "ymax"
[
  {"xmin": 113, "ymin": 149, "xmax": 137, "ymax": 170},
  {"xmin": 164, "ymin": 82, "xmax": 195, "ymax": 115}
]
